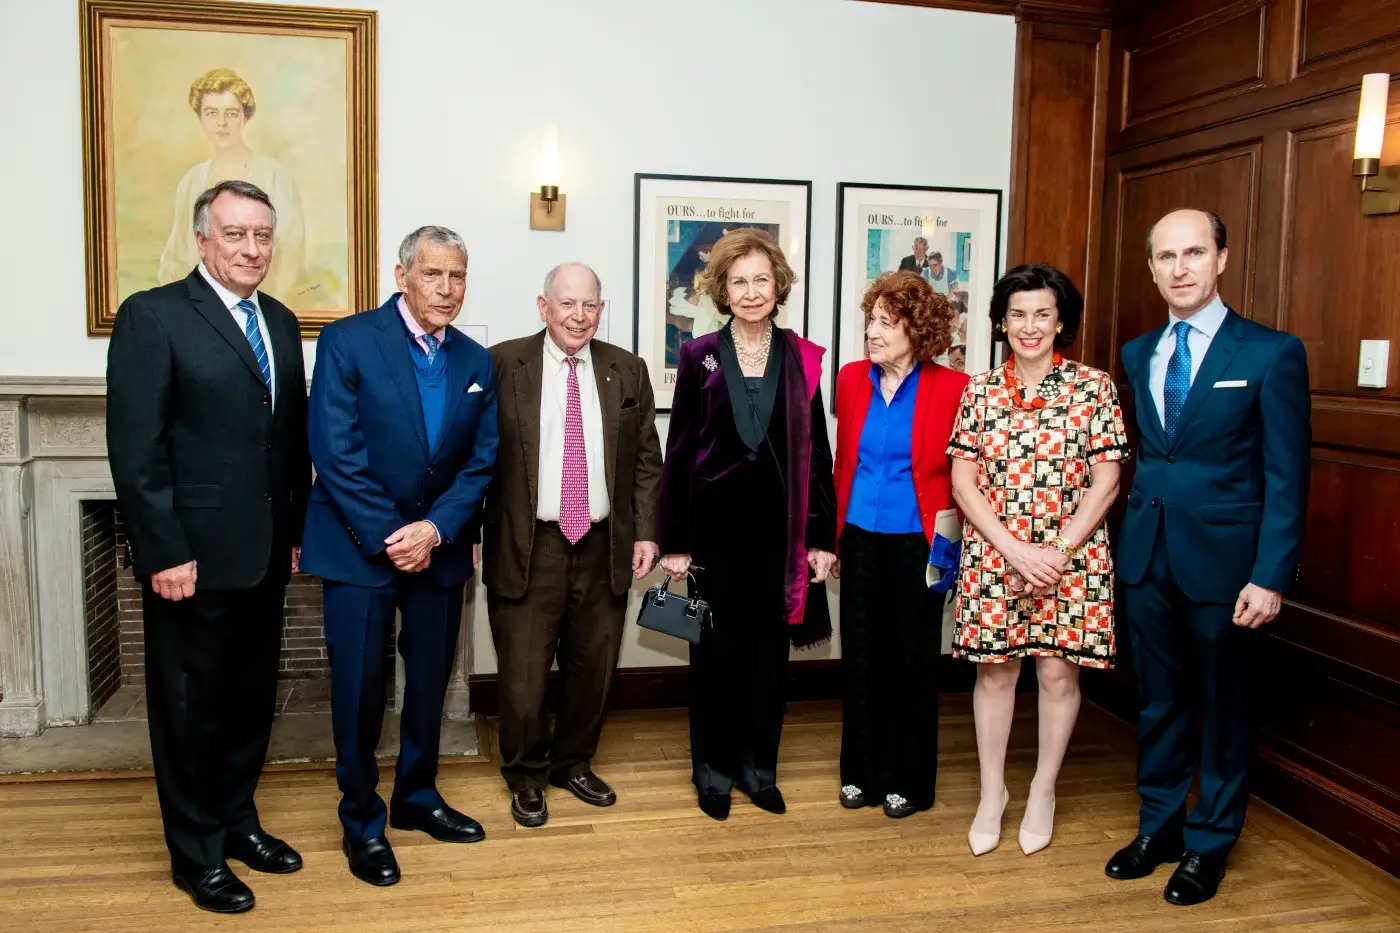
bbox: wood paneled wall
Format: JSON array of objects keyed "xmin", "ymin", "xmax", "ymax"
[{"xmin": 1090, "ymin": 0, "xmax": 1400, "ymax": 876}]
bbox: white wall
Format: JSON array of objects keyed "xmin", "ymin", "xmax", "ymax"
[{"xmin": 0, "ymin": 0, "xmax": 1015, "ymax": 673}]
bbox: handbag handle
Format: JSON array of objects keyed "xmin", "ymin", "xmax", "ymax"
[{"xmin": 651, "ymin": 572, "xmax": 710, "ymax": 622}]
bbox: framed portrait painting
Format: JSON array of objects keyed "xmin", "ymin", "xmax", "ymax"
[
  {"xmin": 79, "ymin": 0, "xmax": 378, "ymax": 336},
  {"xmin": 832, "ymin": 183, "xmax": 1003, "ymax": 407},
  {"xmin": 633, "ymin": 173, "xmax": 812, "ymax": 411}
]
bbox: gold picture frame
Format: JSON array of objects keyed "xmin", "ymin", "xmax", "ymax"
[{"xmin": 79, "ymin": 0, "xmax": 378, "ymax": 336}]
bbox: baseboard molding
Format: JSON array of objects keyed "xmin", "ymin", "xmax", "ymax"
[
  {"xmin": 1251, "ymin": 746, "xmax": 1400, "ymax": 877},
  {"xmin": 468, "ymin": 655, "xmax": 986, "ymax": 719},
  {"xmin": 1082, "ymin": 674, "xmax": 1400, "ymax": 878}
]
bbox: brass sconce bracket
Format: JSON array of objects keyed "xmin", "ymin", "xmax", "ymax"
[
  {"xmin": 1354, "ymin": 158, "xmax": 1400, "ymax": 216},
  {"xmin": 530, "ymin": 186, "xmax": 566, "ymax": 231}
]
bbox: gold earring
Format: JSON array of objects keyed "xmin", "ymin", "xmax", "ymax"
[
  {"xmin": 998, "ymin": 323, "xmax": 1007, "ymax": 333},
  {"xmin": 1055, "ymin": 323, "xmax": 1064, "ymax": 334}
]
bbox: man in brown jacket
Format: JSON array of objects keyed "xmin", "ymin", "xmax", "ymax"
[{"xmin": 483, "ymin": 262, "xmax": 663, "ymax": 827}]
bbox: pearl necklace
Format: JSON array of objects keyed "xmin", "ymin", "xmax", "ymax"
[{"xmin": 734, "ymin": 322, "xmax": 773, "ymax": 372}]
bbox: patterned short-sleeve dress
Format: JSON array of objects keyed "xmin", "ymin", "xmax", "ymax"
[{"xmin": 946, "ymin": 357, "xmax": 1129, "ymax": 669}]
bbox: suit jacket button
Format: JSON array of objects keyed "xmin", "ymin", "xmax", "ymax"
[
  {"xmin": 1165, "ymin": 455, "xmax": 1175, "ymax": 464},
  {"xmin": 264, "ymin": 493, "xmax": 272, "ymax": 502},
  {"xmin": 1150, "ymin": 498, "xmax": 1159, "ymax": 507},
  {"xmin": 428, "ymin": 468, "xmax": 435, "ymax": 476}
]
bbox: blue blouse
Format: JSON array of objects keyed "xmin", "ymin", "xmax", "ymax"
[{"xmin": 846, "ymin": 363, "xmax": 922, "ymax": 535}]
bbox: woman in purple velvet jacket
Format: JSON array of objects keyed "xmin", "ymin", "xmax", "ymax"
[{"xmin": 657, "ymin": 228, "xmax": 838, "ymax": 821}]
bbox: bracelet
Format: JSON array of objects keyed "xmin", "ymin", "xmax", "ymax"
[{"xmin": 1047, "ymin": 535, "xmax": 1077, "ymax": 557}]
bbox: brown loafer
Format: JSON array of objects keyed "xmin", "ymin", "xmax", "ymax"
[
  {"xmin": 511, "ymin": 788, "xmax": 548, "ymax": 827},
  {"xmin": 551, "ymin": 770, "xmax": 617, "ymax": 807}
]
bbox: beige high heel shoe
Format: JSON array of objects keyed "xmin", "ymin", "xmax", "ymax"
[
  {"xmin": 968, "ymin": 786, "xmax": 1010, "ymax": 856},
  {"xmin": 1018, "ymin": 795, "xmax": 1056, "ymax": 856}
]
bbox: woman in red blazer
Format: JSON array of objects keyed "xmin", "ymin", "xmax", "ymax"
[{"xmin": 832, "ymin": 271, "xmax": 969, "ymax": 818}]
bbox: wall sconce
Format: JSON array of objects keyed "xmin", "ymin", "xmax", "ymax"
[
  {"xmin": 530, "ymin": 123, "xmax": 566, "ymax": 231},
  {"xmin": 1352, "ymin": 73, "xmax": 1398, "ymax": 216}
]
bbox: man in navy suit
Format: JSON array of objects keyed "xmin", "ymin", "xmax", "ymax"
[
  {"xmin": 1106, "ymin": 209, "xmax": 1310, "ymax": 905},
  {"xmin": 301, "ymin": 226, "xmax": 498, "ymax": 887}
]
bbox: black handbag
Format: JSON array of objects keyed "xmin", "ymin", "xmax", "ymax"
[{"xmin": 636, "ymin": 573, "xmax": 712, "ymax": 644}]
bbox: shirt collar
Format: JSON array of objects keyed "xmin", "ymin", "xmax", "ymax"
[
  {"xmin": 1168, "ymin": 293, "xmax": 1227, "ymax": 338},
  {"xmin": 867, "ymin": 360, "xmax": 920, "ymax": 392},
  {"xmin": 198, "ymin": 262, "xmax": 259, "ymax": 313},
  {"xmin": 396, "ymin": 294, "xmax": 449, "ymax": 343},
  {"xmin": 544, "ymin": 330, "xmax": 591, "ymax": 368}
]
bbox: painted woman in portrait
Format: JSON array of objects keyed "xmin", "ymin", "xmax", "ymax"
[{"xmin": 158, "ymin": 68, "xmax": 307, "ymax": 299}]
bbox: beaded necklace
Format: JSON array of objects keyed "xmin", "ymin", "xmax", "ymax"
[{"xmin": 1004, "ymin": 353, "xmax": 1064, "ymax": 410}]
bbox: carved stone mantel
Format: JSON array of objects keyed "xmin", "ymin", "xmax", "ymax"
[
  {"xmin": 0, "ymin": 376, "xmax": 473, "ymax": 739},
  {"xmin": 0, "ymin": 377, "xmax": 107, "ymax": 736}
]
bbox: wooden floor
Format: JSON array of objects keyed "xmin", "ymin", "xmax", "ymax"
[{"xmin": 2, "ymin": 698, "xmax": 1398, "ymax": 932}]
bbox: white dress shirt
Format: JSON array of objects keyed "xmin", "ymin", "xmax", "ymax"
[
  {"xmin": 537, "ymin": 334, "xmax": 611, "ymax": 523},
  {"xmin": 198, "ymin": 262, "xmax": 277, "ymax": 411},
  {"xmin": 1149, "ymin": 293, "xmax": 1227, "ymax": 428}
]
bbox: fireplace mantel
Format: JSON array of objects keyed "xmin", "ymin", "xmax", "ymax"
[{"xmin": 0, "ymin": 376, "xmax": 473, "ymax": 740}]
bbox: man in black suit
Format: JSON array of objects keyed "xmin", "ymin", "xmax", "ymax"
[
  {"xmin": 106, "ymin": 180, "xmax": 311, "ymax": 914},
  {"xmin": 897, "ymin": 237, "xmax": 931, "ymax": 277}
]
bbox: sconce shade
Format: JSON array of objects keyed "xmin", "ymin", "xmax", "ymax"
[
  {"xmin": 1354, "ymin": 73, "xmax": 1391, "ymax": 163},
  {"xmin": 540, "ymin": 123, "xmax": 560, "ymax": 189}
]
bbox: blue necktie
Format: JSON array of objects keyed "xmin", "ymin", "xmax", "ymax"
[
  {"xmin": 1163, "ymin": 320, "xmax": 1192, "ymax": 442},
  {"xmin": 237, "ymin": 299, "xmax": 272, "ymax": 397},
  {"xmin": 421, "ymin": 333, "xmax": 439, "ymax": 363}
]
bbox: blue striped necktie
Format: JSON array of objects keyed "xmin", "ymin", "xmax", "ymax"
[
  {"xmin": 1163, "ymin": 320, "xmax": 1191, "ymax": 442},
  {"xmin": 422, "ymin": 333, "xmax": 439, "ymax": 363},
  {"xmin": 237, "ymin": 299, "xmax": 273, "ymax": 396}
]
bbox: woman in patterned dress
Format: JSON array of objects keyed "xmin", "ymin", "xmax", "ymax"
[{"xmin": 947, "ymin": 264, "xmax": 1129, "ymax": 857}]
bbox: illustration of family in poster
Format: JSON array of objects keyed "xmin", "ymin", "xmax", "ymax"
[
  {"xmin": 833, "ymin": 184, "xmax": 1001, "ymax": 392},
  {"xmin": 633, "ymin": 175, "xmax": 810, "ymax": 410}
]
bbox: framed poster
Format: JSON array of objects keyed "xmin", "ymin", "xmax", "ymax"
[
  {"xmin": 832, "ymin": 183, "xmax": 1003, "ymax": 408},
  {"xmin": 633, "ymin": 173, "xmax": 812, "ymax": 411},
  {"xmin": 79, "ymin": 0, "xmax": 378, "ymax": 336}
]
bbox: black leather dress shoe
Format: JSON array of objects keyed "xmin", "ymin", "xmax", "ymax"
[
  {"xmin": 698, "ymin": 792, "xmax": 731, "ymax": 821},
  {"xmin": 551, "ymin": 770, "xmax": 618, "ymax": 807},
  {"xmin": 172, "ymin": 863, "xmax": 255, "ymax": 913},
  {"xmin": 343, "ymin": 835, "xmax": 400, "ymax": 887},
  {"xmin": 746, "ymin": 786, "xmax": 786, "ymax": 815},
  {"xmin": 1164, "ymin": 850, "xmax": 1227, "ymax": 905},
  {"xmin": 389, "ymin": 803, "xmax": 486, "ymax": 843},
  {"xmin": 511, "ymin": 789, "xmax": 549, "ymax": 828},
  {"xmin": 1105, "ymin": 833, "xmax": 1185, "ymax": 880},
  {"xmin": 226, "ymin": 831, "xmax": 303, "ymax": 874}
]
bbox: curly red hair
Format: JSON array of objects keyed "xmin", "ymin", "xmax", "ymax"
[{"xmin": 859, "ymin": 270, "xmax": 955, "ymax": 362}]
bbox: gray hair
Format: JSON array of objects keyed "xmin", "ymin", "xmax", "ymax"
[
  {"xmin": 542, "ymin": 262, "xmax": 602, "ymax": 299},
  {"xmin": 398, "ymin": 226, "xmax": 468, "ymax": 270},
  {"xmin": 913, "ymin": 236, "xmax": 929, "ymax": 248},
  {"xmin": 193, "ymin": 180, "xmax": 277, "ymax": 235}
]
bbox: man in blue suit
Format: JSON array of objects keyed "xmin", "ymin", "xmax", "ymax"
[
  {"xmin": 1106, "ymin": 209, "xmax": 1310, "ymax": 905},
  {"xmin": 302, "ymin": 226, "xmax": 498, "ymax": 887}
]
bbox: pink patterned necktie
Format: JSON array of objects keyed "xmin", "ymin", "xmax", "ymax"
[{"xmin": 560, "ymin": 356, "xmax": 590, "ymax": 544}]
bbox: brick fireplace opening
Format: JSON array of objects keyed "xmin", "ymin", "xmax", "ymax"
[{"xmin": 81, "ymin": 502, "xmax": 397, "ymax": 723}]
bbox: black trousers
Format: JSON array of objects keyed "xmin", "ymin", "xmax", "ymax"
[
  {"xmin": 1122, "ymin": 525, "xmax": 1255, "ymax": 856},
  {"xmin": 487, "ymin": 522, "xmax": 627, "ymax": 792},
  {"xmin": 142, "ymin": 563, "xmax": 285, "ymax": 872},
  {"xmin": 838, "ymin": 525, "xmax": 941, "ymax": 810},
  {"xmin": 687, "ymin": 565, "xmax": 791, "ymax": 796}
]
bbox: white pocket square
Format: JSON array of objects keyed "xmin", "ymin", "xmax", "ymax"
[
  {"xmin": 1214, "ymin": 380, "xmax": 1247, "ymax": 388},
  {"xmin": 467, "ymin": 383, "xmax": 483, "ymax": 393}
]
